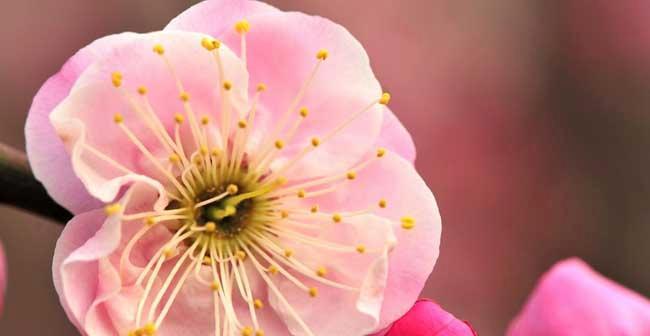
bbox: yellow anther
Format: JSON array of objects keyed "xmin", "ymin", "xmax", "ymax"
[
  {"xmin": 144, "ymin": 217, "xmax": 156, "ymax": 226},
  {"xmin": 274, "ymin": 140, "xmax": 285, "ymax": 149},
  {"xmin": 376, "ymin": 147, "xmax": 387, "ymax": 158},
  {"xmin": 174, "ymin": 113, "xmax": 185, "ymax": 124},
  {"xmin": 236, "ymin": 250, "xmax": 247, "ymax": 261},
  {"xmin": 223, "ymin": 81, "xmax": 233, "ymax": 91},
  {"xmin": 204, "ymin": 222, "xmax": 217, "ymax": 233},
  {"xmin": 201, "ymin": 116, "xmax": 210, "ymax": 125},
  {"xmin": 211, "ymin": 148, "xmax": 221, "ymax": 157},
  {"xmin": 111, "ymin": 71, "xmax": 123, "ymax": 87},
  {"xmin": 163, "ymin": 247, "xmax": 175, "ymax": 259},
  {"xmin": 275, "ymin": 176, "xmax": 288, "ymax": 186},
  {"xmin": 284, "ymin": 249, "xmax": 294, "ymax": 258},
  {"xmin": 168, "ymin": 153, "xmax": 181, "ymax": 164},
  {"xmin": 378, "ymin": 199, "xmax": 387, "ymax": 208},
  {"xmin": 310, "ymin": 205, "xmax": 319, "ymax": 213},
  {"xmin": 401, "ymin": 216, "xmax": 416, "ymax": 230},
  {"xmin": 356, "ymin": 244, "xmax": 366, "ymax": 254},
  {"xmin": 253, "ymin": 298, "xmax": 264, "ymax": 309},
  {"xmin": 227, "ymin": 184, "xmax": 239, "ymax": 195},
  {"xmin": 299, "ymin": 107, "xmax": 309, "ymax": 118},
  {"xmin": 255, "ymin": 330, "xmax": 265, "ymax": 336},
  {"xmin": 153, "ymin": 44, "xmax": 165, "ymax": 55},
  {"xmin": 316, "ymin": 266, "xmax": 327, "ymax": 277},
  {"xmin": 332, "ymin": 213, "xmax": 342, "ymax": 223},
  {"xmin": 104, "ymin": 203, "xmax": 122, "ymax": 216},
  {"xmin": 210, "ymin": 281, "xmax": 221, "ymax": 291},
  {"xmin": 179, "ymin": 91, "xmax": 190, "ymax": 102},
  {"xmin": 311, "ymin": 137, "xmax": 321, "ymax": 147},
  {"xmin": 280, "ymin": 210, "xmax": 289, "ymax": 219},
  {"xmin": 241, "ymin": 326, "xmax": 253, "ymax": 336},
  {"xmin": 200, "ymin": 145, "xmax": 209, "ymax": 156},
  {"xmin": 346, "ymin": 171, "xmax": 357, "ymax": 180},
  {"xmin": 235, "ymin": 19, "xmax": 251, "ymax": 34},
  {"xmin": 379, "ymin": 92, "xmax": 391, "ymax": 105},
  {"xmin": 235, "ymin": 19, "xmax": 250, "ymax": 34},
  {"xmin": 297, "ymin": 189, "xmax": 306, "ymax": 198},
  {"xmin": 256, "ymin": 83, "xmax": 267, "ymax": 92},
  {"xmin": 202, "ymin": 256, "xmax": 212, "ymax": 265},
  {"xmin": 267, "ymin": 265, "xmax": 279, "ymax": 275},
  {"xmin": 142, "ymin": 322, "xmax": 156, "ymax": 335},
  {"xmin": 201, "ymin": 37, "xmax": 220, "ymax": 51},
  {"xmin": 137, "ymin": 86, "xmax": 148, "ymax": 95},
  {"xmin": 128, "ymin": 331, "xmax": 137, "ymax": 336},
  {"xmin": 308, "ymin": 287, "xmax": 319, "ymax": 298},
  {"xmin": 238, "ymin": 119, "xmax": 248, "ymax": 129},
  {"xmin": 316, "ymin": 49, "xmax": 329, "ymax": 60},
  {"xmin": 113, "ymin": 113, "xmax": 124, "ymax": 124}
]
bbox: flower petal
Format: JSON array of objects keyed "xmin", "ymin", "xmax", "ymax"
[
  {"xmin": 376, "ymin": 107, "xmax": 416, "ymax": 164},
  {"xmin": 25, "ymin": 32, "xmax": 137, "ymax": 213},
  {"xmin": 217, "ymin": 11, "xmax": 385, "ymax": 179},
  {"xmin": 312, "ymin": 151, "xmax": 441, "ymax": 331},
  {"xmin": 384, "ymin": 300, "xmax": 477, "ymax": 336},
  {"xmin": 165, "ymin": 0, "xmax": 280, "ymax": 36},
  {"xmin": 54, "ymin": 182, "xmax": 167, "ymax": 335},
  {"xmin": 507, "ymin": 258, "xmax": 650, "ymax": 335},
  {"xmin": 50, "ymin": 30, "xmax": 248, "ymax": 204},
  {"xmin": 267, "ymin": 214, "xmax": 395, "ymax": 336}
]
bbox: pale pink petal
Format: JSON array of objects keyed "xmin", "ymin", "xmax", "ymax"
[
  {"xmin": 267, "ymin": 215, "xmax": 395, "ymax": 336},
  {"xmin": 25, "ymin": 33, "xmax": 136, "ymax": 213},
  {"xmin": 165, "ymin": 0, "xmax": 280, "ymax": 36},
  {"xmin": 54, "ymin": 182, "xmax": 166, "ymax": 335},
  {"xmin": 507, "ymin": 258, "xmax": 650, "ymax": 335},
  {"xmin": 384, "ymin": 300, "xmax": 477, "ymax": 336},
  {"xmin": 160, "ymin": 275, "xmax": 288, "ymax": 335},
  {"xmin": 310, "ymin": 151, "xmax": 441, "ymax": 331},
  {"xmin": 50, "ymin": 30, "xmax": 248, "ymax": 204},
  {"xmin": 376, "ymin": 107, "xmax": 416, "ymax": 163},
  {"xmin": 216, "ymin": 11, "xmax": 385, "ymax": 179},
  {"xmin": 168, "ymin": 2, "xmax": 418, "ymax": 167}
]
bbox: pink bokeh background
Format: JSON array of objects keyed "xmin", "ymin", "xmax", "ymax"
[{"xmin": 2, "ymin": 0, "xmax": 650, "ymax": 334}]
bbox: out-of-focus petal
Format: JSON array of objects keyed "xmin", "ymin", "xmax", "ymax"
[
  {"xmin": 507, "ymin": 258, "xmax": 650, "ymax": 335},
  {"xmin": 383, "ymin": 300, "xmax": 476, "ymax": 336}
]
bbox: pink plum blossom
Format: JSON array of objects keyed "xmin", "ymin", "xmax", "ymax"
[
  {"xmin": 25, "ymin": 1, "xmax": 441, "ymax": 335},
  {"xmin": 384, "ymin": 300, "xmax": 476, "ymax": 336},
  {"xmin": 508, "ymin": 258, "xmax": 650, "ymax": 335}
]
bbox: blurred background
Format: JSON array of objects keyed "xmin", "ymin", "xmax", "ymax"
[{"xmin": 1, "ymin": 0, "xmax": 650, "ymax": 334}]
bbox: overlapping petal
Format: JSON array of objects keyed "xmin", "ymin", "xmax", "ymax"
[
  {"xmin": 311, "ymin": 152, "xmax": 441, "ymax": 330},
  {"xmin": 25, "ymin": 33, "xmax": 137, "ymax": 213}
]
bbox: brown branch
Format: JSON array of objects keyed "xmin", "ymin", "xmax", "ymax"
[{"xmin": 0, "ymin": 143, "xmax": 71, "ymax": 224}]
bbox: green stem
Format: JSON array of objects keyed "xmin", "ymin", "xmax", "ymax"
[{"xmin": 0, "ymin": 143, "xmax": 71, "ymax": 224}]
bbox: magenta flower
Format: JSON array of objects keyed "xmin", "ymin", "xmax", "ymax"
[
  {"xmin": 384, "ymin": 300, "xmax": 476, "ymax": 336},
  {"xmin": 508, "ymin": 258, "xmax": 650, "ymax": 335},
  {"xmin": 25, "ymin": 1, "xmax": 441, "ymax": 335}
]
